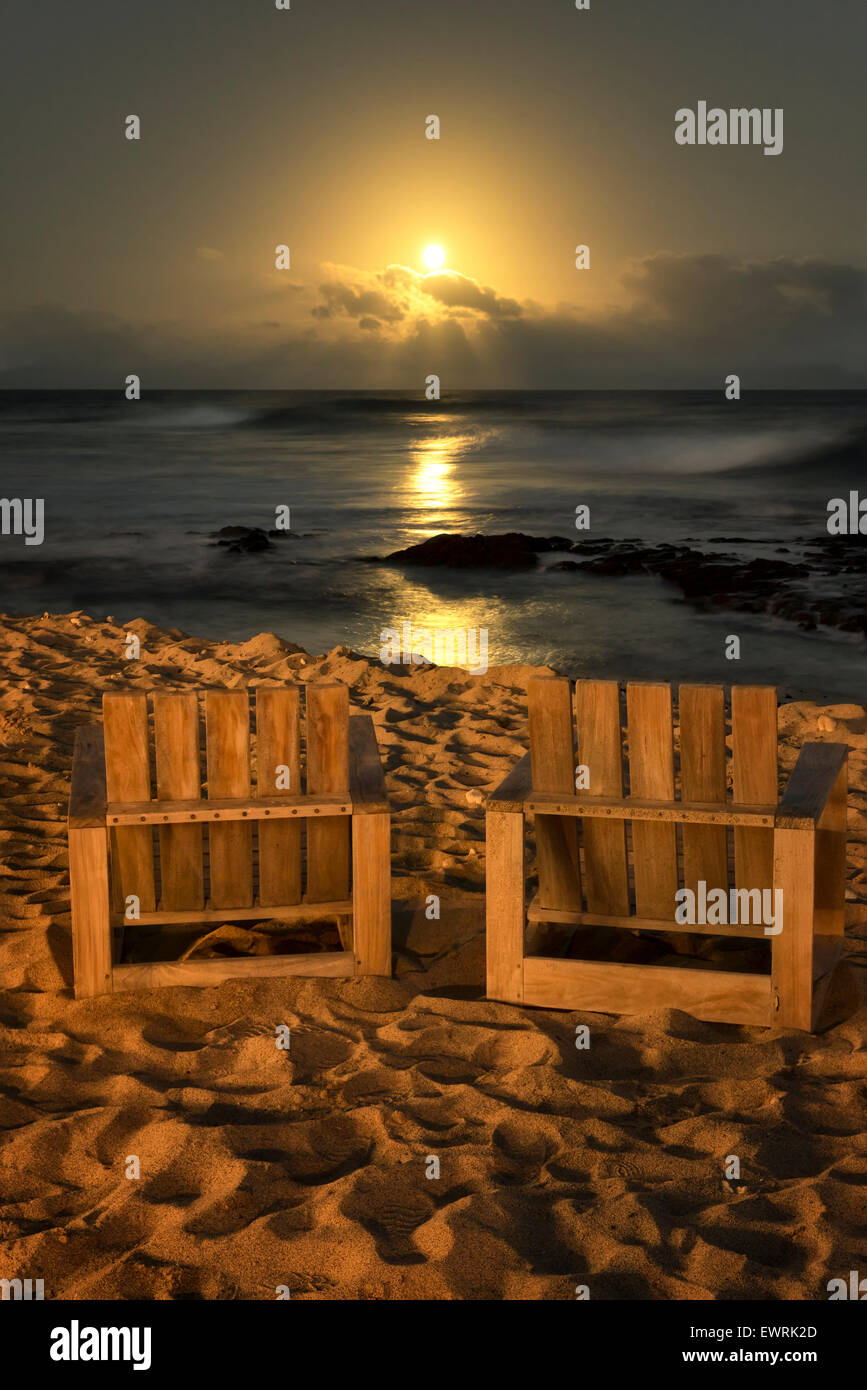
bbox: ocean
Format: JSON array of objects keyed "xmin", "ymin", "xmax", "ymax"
[{"xmin": 2, "ymin": 388, "xmax": 866, "ymax": 701}]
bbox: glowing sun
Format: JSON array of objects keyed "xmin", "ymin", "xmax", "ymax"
[{"xmin": 422, "ymin": 243, "xmax": 446, "ymax": 270}]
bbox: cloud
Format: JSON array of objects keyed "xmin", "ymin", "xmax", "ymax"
[
  {"xmin": 312, "ymin": 274, "xmax": 405, "ymax": 324},
  {"xmin": 312, "ymin": 263, "xmax": 522, "ymax": 328},
  {"xmin": 621, "ymin": 253, "xmax": 867, "ymax": 339},
  {"xmin": 416, "ymin": 270, "xmax": 522, "ymax": 319},
  {"xmin": 0, "ymin": 303, "xmax": 167, "ymax": 386},
  {"xmin": 195, "ymin": 246, "xmax": 225, "ymax": 262},
  {"xmin": 301, "ymin": 253, "xmax": 867, "ymax": 387},
  {"xmin": 1, "ymin": 254, "xmax": 865, "ymax": 388},
  {"xmin": 607, "ymin": 253, "xmax": 867, "ymax": 384}
]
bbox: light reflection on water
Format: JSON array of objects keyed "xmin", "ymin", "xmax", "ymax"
[
  {"xmin": 404, "ymin": 433, "xmax": 470, "ymax": 530},
  {"xmin": 2, "ymin": 389, "xmax": 867, "ymax": 701}
]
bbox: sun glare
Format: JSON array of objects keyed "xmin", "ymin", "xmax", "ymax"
[{"xmin": 422, "ymin": 243, "xmax": 446, "ymax": 271}]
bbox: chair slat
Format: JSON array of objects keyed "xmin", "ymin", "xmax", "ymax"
[
  {"xmin": 575, "ymin": 679, "xmax": 629, "ymax": 914},
  {"xmin": 732, "ymin": 685, "xmax": 777, "ymax": 892},
  {"xmin": 626, "ymin": 682, "xmax": 678, "ymax": 917},
  {"xmin": 256, "ymin": 687, "xmax": 302, "ymax": 907},
  {"xmin": 154, "ymin": 693, "xmax": 203, "ymax": 911},
  {"xmin": 103, "ymin": 693, "xmax": 155, "ymax": 912},
  {"xmin": 679, "ymin": 685, "xmax": 728, "ymax": 898},
  {"xmin": 528, "ymin": 676, "xmax": 581, "ymax": 911},
  {"xmin": 205, "ymin": 690, "xmax": 252, "ymax": 909},
  {"xmin": 306, "ymin": 684, "xmax": 350, "ymax": 902}
]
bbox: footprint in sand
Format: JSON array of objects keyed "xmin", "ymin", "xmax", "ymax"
[
  {"xmin": 341, "ymin": 1066, "xmax": 411, "ymax": 1106},
  {"xmin": 490, "ymin": 1118, "xmax": 552, "ymax": 1185},
  {"xmin": 342, "ymin": 1168, "xmax": 436, "ymax": 1264},
  {"xmin": 285, "ymin": 1028, "xmax": 355, "ymax": 1083},
  {"xmin": 279, "ymin": 1114, "xmax": 373, "ymax": 1185}
]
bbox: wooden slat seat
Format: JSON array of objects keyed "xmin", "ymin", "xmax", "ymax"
[
  {"xmin": 67, "ymin": 684, "xmax": 391, "ymax": 997},
  {"xmin": 486, "ymin": 677, "xmax": 848, "ymax": 1031}
]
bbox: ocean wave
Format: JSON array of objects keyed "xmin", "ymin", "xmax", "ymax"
[{"xmin": 726, "ymin": 425, "xmax": 867, "ymax": 477}]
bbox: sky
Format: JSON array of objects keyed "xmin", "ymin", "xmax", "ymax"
[{"xmin": 1, "ymin": 0, "xmax": 865, "ymax": 388}]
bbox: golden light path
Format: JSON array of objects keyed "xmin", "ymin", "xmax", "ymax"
[
  {"xmin": 394, "ymin": 432, "xmax": 503, "ymax": 673},
  {"xmin": 406, "ymin": 434, "xmax": 472, "ymax": 515}
]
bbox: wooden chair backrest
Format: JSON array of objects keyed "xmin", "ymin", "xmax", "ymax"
[
  {"xmin": 102, "ymin": 684, "xmax": 350, "ymax": 913},
  {"xmin": 527, "ymin": 678, "xmax": 778, "ymax": 918}
]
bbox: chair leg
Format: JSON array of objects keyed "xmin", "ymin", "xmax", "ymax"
[
  {"xmin": 486, "ymin": 809, "xmax": 525, "ymax": 1004},
  {"xmin": 69, "ymin": 825, "xmax": 113, "ymax": 999},
  {"xmin": 351, "ymin": 812, "xmax": 391, "ymax": 976},
  {"xmin": 772, "ymin": 826, "xmax": 815, "ymax": 1030},
  {"xmin": 815, "ymin": 762, "xmax": 847, "ymax": 936}
]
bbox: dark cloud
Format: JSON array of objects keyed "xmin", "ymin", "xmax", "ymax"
[
  {"xmin": 2, "ymin": 255, "xmax": 865, "ymax": 388},
  {"xmin": 623, "ymin": 253, "xmax": 867, "ymax": 330},
  {"xmin": 0, "ymin": 303, "xmax": 167, "ymax": 386},
  {"xmin": 608, "ymin": 253, "xmax": 867, "ymax": 385},
  {"xmin": 312, "ymin": 278, "xmax": 404, "ymax": 324},
  {"xmin": 419, "ymin": 271, "xmax": 521, "ymax": 319}
]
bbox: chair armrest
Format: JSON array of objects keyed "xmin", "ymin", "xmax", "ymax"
[
  {"xmin": 488, "ymin": 751, "xmax": 533, "ymax": 810},
  {"xmin": 68, "ymin": 724, "xmax": 107, "ymax": 828},
  {"xmin": 349, "ymin": 714, "xmax": 389, "ymax": 813},
  {"xmin": 776, "ymin": 742, "xmax": 848, "ymax": 829},
  {"xmin": 524, "ymin": 791, "xmax": 773, "ymax": 826}
]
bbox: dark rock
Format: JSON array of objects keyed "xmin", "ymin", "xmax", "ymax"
[
  {"xmin": 383, "ymin": 532, "xmax": 571, "ymax": 569},
  {"xmin": 535, "ymin": 536, "xmax": 576, "ymax": 553},
  {"xmin": 585, "ymin": 555, "xmax": 640, "ymax": 577},
  {"xmin": 213, "ymin": 526, "xmax": 271, "ymax": 553},
  {"xmin": 838, "ymin": 613, "xmax": 867, "ymax": 634}
]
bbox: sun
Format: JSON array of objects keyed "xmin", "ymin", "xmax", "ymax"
[{"xmin": 422, "ymin": 243, "xmax": 446, "ymax": 271}]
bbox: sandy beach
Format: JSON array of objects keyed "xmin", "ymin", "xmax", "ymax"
[{"xmin": 1, "ymin": 609, "xmax": 866, "ymax": 1300}]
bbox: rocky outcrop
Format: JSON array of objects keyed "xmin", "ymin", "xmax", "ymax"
[
  {"xmin": 211, "ymin": 526, "xmax": 272, "ymax": 553},
  {"xmin": 560, "ymin": 535, "xmax": 867, "ymax": 635},
  {"xmin": 381, "ymin": 532, "xmax": 574, "ymax": 569},
  {"xmin": 377, "ymin": 529, "xmax": 867, "ymax": 637}
]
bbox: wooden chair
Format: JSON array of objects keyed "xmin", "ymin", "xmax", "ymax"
[
  {"xmin": 486, "ymin": 678, "xmax": 848, "ymax": 1030},
  {"xmin": 68, "ymin": 684, "xmax": 391, "ymax": 997}
]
